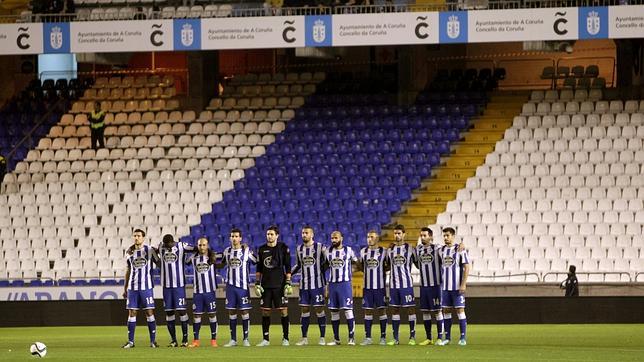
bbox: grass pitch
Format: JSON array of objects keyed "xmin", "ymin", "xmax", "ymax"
[{"xmin": 1, "ymin": 324, "xmax": 643, "ymax": 361}]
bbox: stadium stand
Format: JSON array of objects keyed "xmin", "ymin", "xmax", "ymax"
[
  {"xmin": 429, "ymin": 88, "xmax": 644, "ymax": 283},
  {"xmin": 184, "ymin": 75, "xmax": 479, "ymax": 255},
  {"xmin": 0, "ymin": 72, "xmax": 318, "ymax": 283}
]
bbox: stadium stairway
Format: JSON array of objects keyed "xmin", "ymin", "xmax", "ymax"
[{"xmin": 384, "ymin": 91, "xmax": 527, "ymax": 241}]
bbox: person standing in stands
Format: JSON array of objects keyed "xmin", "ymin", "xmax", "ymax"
[
  {"xmin": 560, "ymin": 265, "xmax": 579, "ymax": 297},
  {"xmin": 89, "ymin": 101, "xmax": 106, "ymax": 150}
]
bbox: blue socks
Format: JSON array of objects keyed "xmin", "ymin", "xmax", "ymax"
[
  {"xmin": 457, "ymin": 312, "xmax": 467, "ymax": 340},
  {"xmin": 301, "ymin": 312, "xmax": 311, "ymax": 338},
  {"xmin": 146, "ymin": 315, "xmax": 156, "ymax": 343},
  {"xmin": 379, "ymin": 315, "xmax": 387, "ymax": 339},
  {"xmin": 364, "ymin": 315, "xmax": 373, "ymax": 338},
  {"xmin": 392, "ymin": 314, "xmax": 401, "ymax": 341},
  {"xmin": 127, "ymin": 316, "xmax": 136, "ymax": 343},
  {"xmin": 166, "ymin": 315, "xmax": 176, "ymax": 342},
  {"xmin": 444, "ymin": 313, "xmax": 452, "ymax": 340},
  {"xmin": 409, "ymin": 314, "xmax": 416, "ymax": 340},
  {"xmin": 180, "ymin": 314, "xmax": 189, "ymax": 343},
  {"xmin": 317, "ymin": 311, "xmax": 327, "ymax": 338},
  {"xmin": 209, "ymin": 316, "xmax": 218, "ymax": 340},
  {"xmin": 242, "ymin": 314, "xmax": 250, "ymax": 341},
  {"xmin": 229, "ymin": 315, "xmax": 238, "ymax": 341},
  {"xmin": 331, "ymin": 312, "xmax": 340, "ymax": 341}
]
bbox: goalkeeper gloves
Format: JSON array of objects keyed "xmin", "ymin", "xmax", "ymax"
[
  {"xmin": 255, "ymin": 284, "xmax": 264, "ymax": 297},
  {"xmin": 284, "ymin": 281, "xmax": 293, "ymax": 296}
]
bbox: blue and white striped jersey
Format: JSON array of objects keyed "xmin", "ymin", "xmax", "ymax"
[
  {"xmin": 388, "ymin": 243, "xmax": 416, "ymax": 289},
  {"xmin": 416, "ymin": 243, "xmax": 443, "ymax": 287},
  {"xmin": 441, "ymin": 245, "xmax": 469, "ymax": 291},
  {"xmin": 295, "ymin": 242, "xmax": 328, "ymax": 290},
  {"xmin": 223, "ymin": 246, "xmax": 257, "ymax": 290},
  {"xmin": 191, "ymin": 254, "xmax": 217, "ymax": 294},
  {"xmin": 327, "ymin": 246, "xmax": 357, "ymax": 283},
  {"xmin": 126, "ymin": 245, "xmax": 154, "ymax": 291},
  {"xmin": 359, "ymin": 246, "xmax": 387, "ymax": 290},
  {"xmin": 158, "ymin": 242, "xmax": 192, "ymax": 288}
]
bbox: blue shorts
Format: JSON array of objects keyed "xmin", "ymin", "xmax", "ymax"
[
  {"xmin": 389, "ymin": 287, "xmax": 415, "ymax": 307},
  {"xmin": 225, "ymin": 285, "xmax": 251, "ymax": 310},
  {"xmin": 126, "ymin": 289, "xmax": 155, "ymax": 310},
  {"xmin": 299, "ymin": 287, "xmax": 325, "ymax": 307},
  {"xmin": 328, "ymin": 281, "xmax": 353, "ymax": 310},
  {"xmin": 420, "ymin": 286, "xmax": 442, "ymax": 311},
  {"xmin": 441, "ymin": 290, "xmax": 466, "ymax": 308},
  {"xmin": 163, "ymin": 287, "xmax": 187, "ymax": 311},
  {"xmin": 362, "ymin": 288, "xmax": 387, "ymax": 309},
  {"xmin": 193, "ymin": 292, "xmax": 217, "ymax": 314}
]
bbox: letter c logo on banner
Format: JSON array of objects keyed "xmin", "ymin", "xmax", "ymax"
[
  {"xmin": 553, "ymin": 12, "xmax": 568, "ymax": 35},
  {"xmin": 17, "ymin": 27, "xmax": 30, "ymax": 49},
  {"xmin": 283, "ymin": 20, "xmax": 296, "ymax": 43},
  {"xmin": 150, "ymin": 24, "xmax": 164, "ymax": 46},
  {"xmin": 415, "ymin": 16, "xmax": 429, "ymax": 39}
]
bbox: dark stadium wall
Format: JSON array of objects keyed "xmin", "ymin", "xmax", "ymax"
[
  {"xmin": 2, "ymin": 297, "xmax": 644, "ymax": 327},
  {"xmin": 218, "ymin": 49, "xmax": 277, "ymax": 75},
  {"xmin": 185, "ymin": 50, "xmax": 219, "ymax": 111},
  {"xmin": 128, "ymin": 52, "xmax": 188, "ymax": 94},
  {"xmin": 0, "ymin": 55, "xmax": 29, "ymax": 104}
]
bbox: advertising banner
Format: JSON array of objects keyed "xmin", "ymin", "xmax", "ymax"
[
  {"xmin": 70, "ymin": 20, "xmax": 173, "ymax": 53},
  {"xmin": 468, "ymin": 7, "xmax": 579, "ymax": 43},
  {"xmin": 0, "ymin": 23, "xmax": 43, "ymax": 55}
]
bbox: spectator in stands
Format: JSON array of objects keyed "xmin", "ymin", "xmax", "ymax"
[
  {"xmin": 560, "ymin": 265, "xmax": 579, "ymax": 297},
  {"xmin": 89, "ymin": 101, "xmax": 106, "ymax": 150},
  {"xmin": 0, "ymin": 154, "xmax": 6, "ymax": 188}
]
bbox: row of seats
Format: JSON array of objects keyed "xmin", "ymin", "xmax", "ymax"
[
  {"xmin": 30, "ymin": 139, "xmax": 273, "ymax": 160},
  {"xmin": 60, "ymin": 109, "xmax": 294, "ymax": 127},
  {"xmin": 530, "ymin": 89, "xmax": 603, "ymax": 102},
  {"xmin": 223, "ymin": 83, "xmax": 316, "ymax": 97},
  {"xmin": 456, "ymin": 184, "xmax": 644, "ymax": 202},
  {"xmin": 2, "ymin": 167, "xmax": 237, "ymax": 189},
  {"xmin": 230, "ymin": 72, "xmax": 326, "ymax": 85},
  {"xmin": 504, "ymin": 125, "xmax": 644, "ymax": 142},
  {"xmin": 51, "ymin": 123, "xmax": 284, "ymax": 141},
  {"xmin": 513, "ymin": 113, "xmax": 644, "ymax": 129},
  {"xmin": 80, "ymin": 86, "xmax": 176, "ymax": 101},
  {"xmin": 70, "ymin": 99, "xmax": 179, "ymax": 113},
  {"xmin": 440, "ymin": 209, "xmax": 644, "ymax": 226},
  {"xmin": 89, "ymin": 74, "xmax": 174, "ymax": 89},
  {"xmin": 521, "ymin": 100, "xmax": 644, "ymax": 115},
  {"xmin": 442, "ymin": 222, "xmax": 641, "ymax": 238},
  {"xmin": 540, "ymin": 65, "xmax": 600, "ymax": 79},
  {"xmin": 559, "ymin": 77, "xmax": 607, "ymax": 90},
  {"xmin": 206, "ymin": 96, "xmax": 305, "ymax": 110},
  {"xmin": 461, "ymin": 234, "xmax": 643, "ymax": 249},
  {"xmin": 4, "ymin": 245, "xmax": 125, "ymax": 261},
  {"xmin": 2, "ymin": 189, "xmax": 225, "ymax": 210},
  {"xmin": 18, "ymin": 157, "xmax": 254, "ymax": 177}
]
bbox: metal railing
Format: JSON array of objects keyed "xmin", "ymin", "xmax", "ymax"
[
  {"xmin": 3, "ymin": 0, "xmax": 643, "ymax": 23},
  {"xmin": 543, "ymin": 271, "xmax": 633, "ymax": 282}
]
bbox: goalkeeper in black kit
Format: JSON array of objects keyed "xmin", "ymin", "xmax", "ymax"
[{"xmin": 255, "ymin": 225, "xmax": 293, "ymax": 347}]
